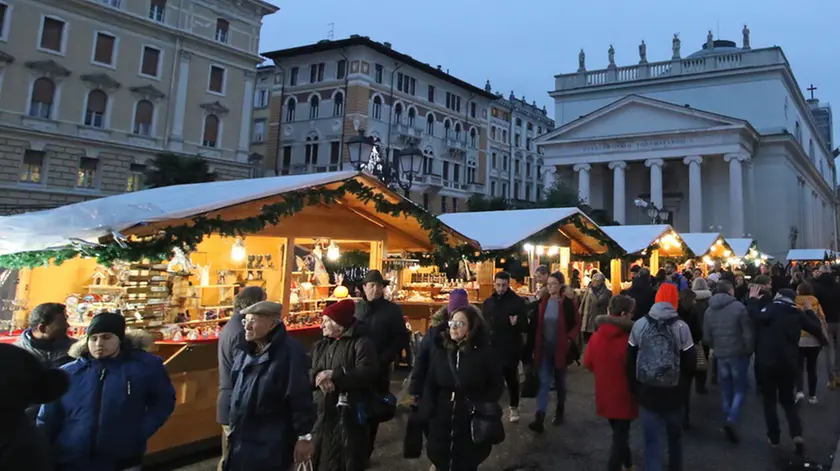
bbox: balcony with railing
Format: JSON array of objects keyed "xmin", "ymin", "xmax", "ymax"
[
  {"xmin": 392, "ymin": 118, "xmax": 422, "ymax": 142},
  {"xmin": 553, "ymin": 47, "xmax": 786, "ymax": 92}
]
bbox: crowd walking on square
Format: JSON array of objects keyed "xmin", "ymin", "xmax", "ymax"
[{"xmin": 2, "ymin": 260, "xmax": 840, "ymax": 471}]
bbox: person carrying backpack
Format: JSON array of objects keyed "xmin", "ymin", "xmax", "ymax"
[{"xmin": 626, "ymin": 283, "xmax": 696, "ymax": 471}]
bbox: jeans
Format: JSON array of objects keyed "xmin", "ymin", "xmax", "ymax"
[
  {"xmin": 717, "ymin": 355, "xmax": 750, "ymax": 424},
  {"xmin": 502, "ymin": 363, "xmax": 521, "ymax": 408},
  {"xmin": 756, "ymin": 367, "xmax": 802, "ymax": 443},
  {"xmin": 217, "ymin": 424, "xmax": 232, "ymax": 471},
  {"xmin": 797, "ymin": 346, "xmax": 821, "ymax": 397},
  {"xmin": 608, "ymin": 419, "xmax": 633, "ymax": 471},
  {"xmin": 640, "ymin": 407, "xmax": 683, "ymax": 471},
  {"xmin": 536, "ymin": 347, "xmax": 567, "ymax": 414}
]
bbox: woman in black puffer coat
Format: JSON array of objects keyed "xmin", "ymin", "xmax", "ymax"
[
  {"xmin": 311, "ymin": 300, "xmax": 379, "ymax": 471},
  {"xmin": 419, "ymin": 305, "xmax": 504, "ymax": 471}
]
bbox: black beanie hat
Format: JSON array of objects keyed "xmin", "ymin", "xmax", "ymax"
[{"xmin": 87, "ymin": 312, "xmax": 126, "ymax": 340}]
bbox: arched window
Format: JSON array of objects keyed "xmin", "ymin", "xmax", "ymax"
[
  {"xmin": 423, "ymin": 148, "xmax": 434, "ymax": 174},
  {"xmin": 84, "ymin": 89, "xmax": 108, "ymax": 128},
  {"xmin": 443, "ymin": 120, "xmax": 451, "ymax": 139},
  {"xmin": 515, "ymin": 117, "xmax": 522, "ymax": 127},
  {"xmin": 491, "ymin": 126, "xmax": 496, "ymax": 140},
  {"xmin": 454, "ymin": 122, "xmax": 462, "ymax": 140},
  {"xmin": 202, "ymin": 115, "xmax": 220, "ymax": 148},
  {"xmin": 286, "ymin": 98, "xmax": 296, "ymax": 121},
  {"xmin": 29, "ymin": 77, "xmax": 56, "ymax": 119},
  {"xmin": 133, "ymin": 100, "xmax": 154, "ymax": 136},
  {"xmin": 795, "ymin": 121, "xmax": 802, "ymax": 142},
  {"xmin": 407, "ymin": 107, "xmax": 416, "ymax": 126},
  {"xmin": 502, "ymin": 130, "xmax": 508, "ymax": 143},
  {"xmin": 215, "ymin": 18, "xmax": 229, "ymax": 43},
  {"xmin": 394, "ymin": 103, "xmax": 403, "ymax": 123},
  {"xmin": 332, "ymin": 92, "xmax": 343, "ymax": 117},
  {"xmin": 309, "ymin": 95, "xmax": 319, "ymax": 119},
  {"xmin": 470, "ymin": 128, "xmax": 477, "ymax": 147},
  {"xmin": 372, "ymin": 96, "xmax": 382, "ymax": 120},
  {"xmin": 305, "ymin": 135, "xmax": 319, "ymax": 167},
  {"xmin": 426, "ymin": 114, "xmax": 435, "ymax": 136}
]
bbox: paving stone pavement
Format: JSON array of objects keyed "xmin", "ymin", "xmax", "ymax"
[{"xmin": 161, "ymin": 361, "xmax": 840, "ymax": 471}]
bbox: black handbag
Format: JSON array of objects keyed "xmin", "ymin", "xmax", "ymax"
[
  {"xmin": 367, "ymin": 392, "xmax": 397, "ymax": 423},
  {"xmin": 566, "ymin": 341, "xmax": 581, "ymax": 366},
  {"xmin": 403, "ymin": 412, "xmax": 425, "ymax": 459},
  {"xmin": 446, "ymin": 354, "xmax": 505, "ymax": 446},
  {"xmin": 520, "ymin": 371, "xmax": 539, "ymax": 398}
]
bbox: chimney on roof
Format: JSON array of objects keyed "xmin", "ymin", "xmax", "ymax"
[
  {"xmin": 350, "ymin": 34, "xmax": 360, "ymax": 39},
  {"xmin": 437, "ymin": 65, "xmax": 442, "ymax": 70},
  {"xmin": 446, "ymin": 68, "xmax": 449, "ymax": 74},
  {"xmin": 383, "ymin": 41, "xmax": 392, "ymax": 49},
  {"xmin": 318, "ymin": 39, "xmax": 330, "ymax": 44}
]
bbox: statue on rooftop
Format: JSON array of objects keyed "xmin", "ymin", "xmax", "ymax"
[
  {"xmin": 706, "ymin": 30, "xmax": 714, "ymax": 49},
  {"xmin": 639, "ymin": 40, "xmax": 647, "ymax": 63},
  {"xmin": 578, "ymin": 48, "xmax": 586, "ymax": 71},
  {"xmin": 742, "ymin": 24, "xmax": 751, "ymax": 49},
  {"xmin": 608, "ymin": 45, "xmax": 615, "ymax": 66},
  {"xmin": 672, "ymin": 33, "xmax": 681, "ymax": 59}
]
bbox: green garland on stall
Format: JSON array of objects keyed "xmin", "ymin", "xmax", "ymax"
[{"xmin": 0, "ymin": 179, "xmax": 469, "ymax": 270}]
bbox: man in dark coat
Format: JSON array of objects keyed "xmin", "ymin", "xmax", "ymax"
[
  {"xmin": 216, "ymin": 286, "xmax": 266, "ymax": 471},
  {"xmin": 627, "ymin": 268, "xmax": 656, "ymax": 321},
  {"xmin": 750, "ymin": 289, "xmax": 825, "ymax": 455},
  {"xmin": 226, "ymin": 301, "xmax": 315, "ymax": 471},
  {"xmin": 812, "ymin": 264, "xmax": 840, "ymax": 382},
  {"xmin": 482, "ymin": 271, "xmax": 527, "ymax": 424},
  {"xmin": 354, "ymin": 269, "xmax": 409, "ymax": 461},
  {"xmin": 523, "ymin": 266, "xmax": 550, "ymax": 371},
  {"xmin": 0, "ymin": 343, "xmax": 69, "ymax": 471},
  {"xmin": 13, "ymin": 302, "xmax": 74, "ymax": 421}
]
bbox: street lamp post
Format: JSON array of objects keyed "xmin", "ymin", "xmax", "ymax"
[
  {"xmin": 346, "ymin": 129, "xmax": 424, "ymax": 195},
  {"xmin": 634, "ymin": 197, "xmax": 661, "ymax": 224}
]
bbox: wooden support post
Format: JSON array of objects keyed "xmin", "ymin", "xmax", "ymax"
[
  {"xmin": 369, "ymin": 241, "xmax": 385, "ymax": 271},
  {"xmin": 650, "ymin": 249, "xmax": 660, "ymax": 273},
  {"xmin": 13, "ymin": 268, "xmax": 31, "ymax": 330},
  {"xmin": 610, "ymin": 259, "xmax": 623, "ymax": 295},
  {"xmin": 280, "ymin": 238, "xmax": 295, "ymax": 316}
]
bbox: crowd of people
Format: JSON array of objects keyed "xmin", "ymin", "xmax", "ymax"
[{"xmin": 2, "ymin": 259, "xmax": 839, "ymax": 471}]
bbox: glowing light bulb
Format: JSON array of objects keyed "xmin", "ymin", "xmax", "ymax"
[
  {"xmin": 326, "ymin": 241, "xmax": 340, "ymax": 261},
  {"xmin": 536, "ymin": 245, "xmax": 545, "ymax": 256},
  {"xmin": 230, "ymin": 237, "xmax": 246, "ymax": 262},
  {"xmin": 523, "ymin": 243, "xmax": 534, "ymax": 252}
]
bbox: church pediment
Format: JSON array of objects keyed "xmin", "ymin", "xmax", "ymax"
[{"xmin": 537, "ymin": 95, "xmax": 748, "ymax": 144}]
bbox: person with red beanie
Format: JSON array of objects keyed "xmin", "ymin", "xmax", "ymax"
[
  {"xmin": 584, "ymin": 295, "xmax": 638, "ymax": 471},
  {"xmin": 311, "ymin": 299, "xmax": 378, "ymax": 471},
  {"xmin": 626, "ymin": 283, "xmax": 696, "ymax": 471}
]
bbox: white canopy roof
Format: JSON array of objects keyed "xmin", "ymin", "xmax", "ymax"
[
  {"xmin": 726, "ymin": 238, "xmax": 754, "ymax": 258},
  {"xmin": 0, "ymin": 171, "xmax": 364, "ymax": 255},
  {"xmin": 438, "ymin": 207, "xmax": 587, "ymax": 251},
  {"xmin": 786, "ymin": 249, "xmax": 832, "ymax": 261},
  {"xmin": 679, "ymin": 233, "xmax": 722, "ymax": 256},
  {"xmin": 601, "ymin": 225, "xmax": 673, "ymax": 255}
]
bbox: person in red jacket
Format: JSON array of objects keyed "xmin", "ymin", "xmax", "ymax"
[{"xmin": 584, "ymin": 294, "xmax": 638, "ymax": 471}]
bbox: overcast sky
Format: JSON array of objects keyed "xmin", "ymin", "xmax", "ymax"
[{"xmin": 259, "ymin": 0, "xmax": 838, "ymax": 147}]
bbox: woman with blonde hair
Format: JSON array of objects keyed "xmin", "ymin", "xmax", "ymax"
[{"xmin": 794, "ymin": 283, "xmax": 832, "ymax": 403}]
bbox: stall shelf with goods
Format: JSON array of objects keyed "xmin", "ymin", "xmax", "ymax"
[
  {"xmin": 601, "ymin": 225, "xmax": 693, "ymax": 291},
  {"xmin": 0, "ymin": 170, "xmax": 475, "ymax": 459},
  {"xmin": 679, "ymin": 232, "xmax": 737, "ymax": 272},
  {"xmin": 726, "ymin": 238, "xmax": 772, "ymax": 269},
  {"xmin": 438, "ymin": 207, "xmax": 623, "ymax": 297}
]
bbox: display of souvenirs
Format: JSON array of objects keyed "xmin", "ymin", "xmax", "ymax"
[{"xmin": 167, "ymin": 247, "xmax": 195, "ymax": 275}]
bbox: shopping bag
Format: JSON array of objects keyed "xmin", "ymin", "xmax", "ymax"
[
  {"xmin": 695, "ymin": 346, "xmax": 707, "ymax": 371},
  {"xmin": 403, "ymin": 413, "xmax": 425, "ymax": 458},
  {"xmin": 295, "ymin": 460, "xmax": 314, "ymax": 471}
]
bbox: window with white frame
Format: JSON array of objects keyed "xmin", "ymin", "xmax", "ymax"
[
  {"xmin": 253, "ymin": 88, "xmax": 269, "ymax": 108},
  {"xmin": 305, "ymin": 136, "xmax": 319, "ymax": 166},
  {"xmin": 286, "ymin": 98, "xmax": 296, "ymax": 121},
  {"xmin": 29, "ymin": 77, "xmax": 56, "ymax": 119},
  {"xmin": 99, "ymin": 0, "xmax": 122, "ymax": 7},
  {"xmin": 202, "ymin": 115, "xmax": 220, "ymax": 147},
  {"xmin": 84, "ymin": 89, "xmax": 108, "ymax": 128},
  {"xmin": 77, "ymin": 157, "xmax": 98, "ymax": 188},
  {"xmin": 126, "ymin": 163, "xmax": 145, "ymax": 192},
  {"xmin": 0, "ymin": 3, "xmax": 8, "ymax": 39},
  {"xmin": 39, "ymin": 16, "xmax": 66, "ymax": 54},
  {"xmin": 470, "ymin": 128, "xmax": 477, "ymax": 148},
  {"xmin": 426, "ymin": 114, "xmax": 434, "ymax": 136},
  {"xmin": 394, "ymin": 103, "xmax": 403, "ymax": 123},
  {"xmin": 215, "ymin": 19, "xmax": 229, "ymax": 43},
  {"xmin": 208, "ymin": 66, "xmax": 225, "ymax": 94},
  {"xmin": 20, "ymin": 150, "xmax": 44, "ymax": 184},
  {"xmin": 252, "ymin": 119, "xmax": 266, "ymax": 142},
  {"xmin": 92, "ymin": 32, "xmax": 116, "ymax": 67},
  {"xmin": 149, "ymin": 0, "xmax": 166, "ymax": 22},
  {"xmin": 336, "ymin": 59, "xmax": 346, "ymax": 80},
  {"xmin": 332, "ymin": 92, "xmax": 343, "ymax": 116},
  {"xmin": 309, "ymin": 95, "xmax": 319, "ymax": 119},
  {"xmin": 133, "ymin": 100, "xmax": 154, "ymax": 136},
  {"xmin": 407, "ymin": 108, "xmax": 416, "ymax": 126},
  {"xmin": 140, "ymin": 46, "xmax": 161, "ymax": 78},
  {"xmin": 372, "ymin": 96, "xmax": 382, "ymax": 120}
]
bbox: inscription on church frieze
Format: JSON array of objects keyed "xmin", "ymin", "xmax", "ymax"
[{"xmin": 581, "ymin": 138, "xmax": 695, "ymax": 153}]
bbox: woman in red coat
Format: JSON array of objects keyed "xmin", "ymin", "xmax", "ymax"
[{"xmin": 584, "ymin": 295, "xmax": 638, "ymax": 471}]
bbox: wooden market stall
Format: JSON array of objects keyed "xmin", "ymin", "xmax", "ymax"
[
  {"xmin": 0, "ymin": 170, "xmax": 475, "ymax": 460},
  {"xmin": 727, "ymin": 237, "xmax": 771, "ymax": 268},
  {"xmin": 679, "ymin": 232, "xmax": 736, "ymax": 272},
  {"xmin": 601, "ymin": 225, "xmax": 692, "ymax": 291},
  {"xmin": 786, "ymin": 249, "xmax": 834, "ymax": 264},
  {"xmin": 438, "ymin": 207, "xmax": 623, "ymax": 297}
]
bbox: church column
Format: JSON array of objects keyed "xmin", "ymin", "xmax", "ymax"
[
  {"xmin": 608, "ymin": 161, "xmax": 626, "ymax": 224},
  {"xmin": 683, "ymin": 155, "xmax": 704, "ymax": 232},
  {"xmin": 237, "ymin": 70, "xmax": 256, "ymax": 162},
  {"xmin": 573, "ymin": 163, "xmax": 591, "ymax": 204},
  {"xmin": 168, "ymin": 50, "xmax": 192, "ymax": 152},
  {"xmin": 724, "ymin": 153, "xmax": 749, "ymax": 237},
  {"xmin": 645, "ymin": 158, "xmax": 664, "ymax": 210}
]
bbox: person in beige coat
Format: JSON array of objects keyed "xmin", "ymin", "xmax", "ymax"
[{"xmin": 581, "ymin": 273, "xmax": 612, "ymax": 343}]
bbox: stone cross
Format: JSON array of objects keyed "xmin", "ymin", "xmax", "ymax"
[{"xmin": 808, "ymin": 84, "xmax": 818, "ymax": 100}]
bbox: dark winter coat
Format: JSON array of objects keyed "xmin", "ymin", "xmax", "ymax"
[
  {"xmin": 355, "ymin": 297, "xmax": 410, "ymax": 392},
  {"xmin": 14, "ymin": 329, "xmax": 74, "ymax": 421},
  {"xmin": 584, "ymin": 315, "xmax": 638, "ymax": 420},
  {"xmin": 217, "ymin": 311, "xmax": 245, "ymax": 425},
  {"xmin": 225, "ymin": 323, "xmax": 316, "ymax": 471},
  {"xmin": 0, "ymin": 343, "xmax": 69, "ymax": 471},
  {"xmin": 691, "ymin": 289, "xmax": 712, "ymax": 343},
  {"xmin": 627, "ymin": 276, "xmax": 656, "ymax": 321},
  {"xmin": 813, "ymin": 272, "xmax": 840, "ymax": 323},
  {"xmin": 37, "ymin": 332, "xmax": 176, "ymax": 471},
  {"xmin": 523, "ymin": 290, "xmax": 549, "ymax": 364},
  {"xmin": 482, "ymin": 289, "xmax": 527, "ymax": 366},
  {"xmin": 310, "ymin": 322, "xmax": 378, "ymax": 471},
  {"xmin": 751, "ymin": 297, "xmax": 825, "ymax": 374},
  {"xmin": 703, "ymin": 293, "xmax": 754, "ymax": 358},
  {"xmin": 533, "ymin": 295, "xmax": 581, "ymax": 369},
  {"xmin": 419, "ymin": 319, "xmax": 503, "ymax": 471}
]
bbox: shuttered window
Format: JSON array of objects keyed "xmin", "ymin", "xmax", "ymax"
[
  {"xmin": 141, "ymin": 46, "xmax": 160, "ymax": 77},
  {"xmin": 93, "ymin": 33, "xmax": 116, "ymax": 65},
  {"xmin": 209, "ymin": 66, "xmax": 225, "ymax": 93},
  {"xmin": 40, "ymin": 17, "xmax": 65, "ymax": 52},
  {"xmin": 202, "ymin": 115, "xmax": 219, "ymax": 147},
  {"xmin": 29, "ymin": 78, "xmax": 56, "ymax": 119},
  {"xmin": 133, "ymin": 100, "xmax": 154, "ymax": 135},
  {"xmin": 84, "ymin": 90, "xmax": 108, "ymax": 128}
]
